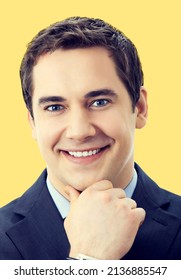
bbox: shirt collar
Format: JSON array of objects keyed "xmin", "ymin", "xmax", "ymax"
[
  {"xmin": 124, "ymin": 168, "xmax": 137, "ymax": 198},
  {"xmin": 46, "ymin": 178, "xmax": 70, "ymax": 219},
  {"xmin": 46, "ymin": 169, "xmax": 137, "ymax": 219}
]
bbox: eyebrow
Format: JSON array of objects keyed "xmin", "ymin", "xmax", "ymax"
[
  {"xmin": 38, "ymin": 96, "xmax": 66, "ymax": 105},
  {"xmin": 84, "ymin": 89, "xmax": 118, "ymax": 99},
  {"xmin": 38, "ymin": 89, "xmax": 118, "ymax": 106}
]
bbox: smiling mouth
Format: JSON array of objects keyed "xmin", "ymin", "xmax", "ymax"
[{"xmin": 63, "ymin": 145, "xmax": 109, "ymax": 158}]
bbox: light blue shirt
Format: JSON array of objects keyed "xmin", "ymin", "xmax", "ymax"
[{"xmin": 46, "ymin": 169, "xmax": 137, "ymax": 219}]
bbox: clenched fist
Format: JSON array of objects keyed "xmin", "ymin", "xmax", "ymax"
[{"xmin": 64, "ymin": 180, "xmax": 145, "ymax": 260}]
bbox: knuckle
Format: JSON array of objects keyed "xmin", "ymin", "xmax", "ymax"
[
  {"xmin": 118, "ymin": 200, "xmax": 130, "ymax": 212},
  {"xmin": 130, "ymin": 207, "xmax": 146, "ymax": 223},
  {"xmin": 140, "ymin": 208, "xmax": 146, "ymax": 220},
  {"xmin": 119, "ymin": 189, "xmax": 126, "ymax": 198},
  {"xmin": 102, "ymin": 192, "xmax": 112, "ymax": 203},
  {"xmin": 131, "ymin": 199, "xmax": 137, "ymax": 208},
  {"xmin": 130, "ymin": 211, "xmax": 138, "ymax": 222}
]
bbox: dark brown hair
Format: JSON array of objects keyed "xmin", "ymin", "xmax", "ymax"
[{"xmin": 20, "ymin": 16, "xmax": 144, "ymax": 117}]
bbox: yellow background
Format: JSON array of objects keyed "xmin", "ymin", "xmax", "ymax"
[{"xmin": 1, "ymin": 0, "xmax": 181, "ymax": 206}]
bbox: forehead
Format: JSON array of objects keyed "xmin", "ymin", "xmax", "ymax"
[
  {"xmin": 32, "ymin": 47, "xmax": 125, "ymax": 99},
  {"xmin": 34, "ymin": 46, "xmax": 115, "ymax": 73}
]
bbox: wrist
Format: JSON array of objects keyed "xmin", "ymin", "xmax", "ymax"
[{"xmin": 68, "ymin": 253, "xmax": 98, "ymax": 260}]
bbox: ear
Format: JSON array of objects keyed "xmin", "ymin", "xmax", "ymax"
[
  {"xmin": 28, "ymin": 111, "xmax": 37, "ymax": 140},
  {"xmin": 135, "ymin": 86, "xmax": 148, "ymax": 129}
]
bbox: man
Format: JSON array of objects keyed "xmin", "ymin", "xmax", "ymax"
[{"xmin": 0, "ymin": 17, "xmax": 181, "ymax": 260}]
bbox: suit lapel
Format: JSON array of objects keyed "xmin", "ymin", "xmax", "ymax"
[
  {"xmin": 6, "ymin": 170, "xmax": 70, "ymax": 259},
  {"xmin": 123, "ymin": 164, "xmax": 181, "ymax": 259}
]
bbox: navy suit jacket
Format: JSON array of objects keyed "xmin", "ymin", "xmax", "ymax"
[{"xmin": 0, "ymin": 164, "xmax": 181, "ymax": 259}]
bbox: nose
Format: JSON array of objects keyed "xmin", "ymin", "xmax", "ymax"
[{"xmin": 65, "ymin": 108, "xmax": 96, "ymax": 141}]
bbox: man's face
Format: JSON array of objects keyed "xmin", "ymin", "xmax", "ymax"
[{"xmin": 30, "ymin": 47, "xmax": 147, "ymax": 192}]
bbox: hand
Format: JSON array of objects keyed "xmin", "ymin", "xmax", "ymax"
[{"xmin": 64, "ymin": 180, "xmax": 145, "ymax": 260}]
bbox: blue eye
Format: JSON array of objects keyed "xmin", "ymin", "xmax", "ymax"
[
  {"xmin": 91, "ymin": 99, "xmax": 109, "ymax": 107},
  {"xmin": 46, "ymin": 104, "xmax": 64, "ymax": 111}
]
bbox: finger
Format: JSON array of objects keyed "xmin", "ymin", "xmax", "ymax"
[
  {"xmin": 125, "ymin": 198, "xmax": 137, "ymax": 209},
  {"xmin": 116, "ymin": 197, "xmax": 137, "ymax": 209},
  {"xmin": 133, "ymin": 207, "xmax": 146, "ymax": 226},
  {"xmin": 65, "ymin": 186, "xmax": 80, "ymax": 203},
  {"xmin": 104, "ymin": 188, "xmax": 126, "ymax": 199},
  {"xmin": 91, "ymin": 180, "xmax": 113, "ymax": 191}
]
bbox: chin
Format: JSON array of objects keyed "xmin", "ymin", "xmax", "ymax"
[
  {"xmin": 69, "ymin": 177, "xmax": 99, "ymax": 192},
  {"xmin": 74, "ymin": 176, "xmax": 111, "ymax": 192}
]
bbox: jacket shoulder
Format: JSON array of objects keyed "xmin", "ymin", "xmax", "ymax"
[
  {"xmin": 0, "ymin": 169, "xmax": 47, "ymax": 232},
  {"xmin": 135, "ymin": 163, "xmax": 181, "ymax": 218}
]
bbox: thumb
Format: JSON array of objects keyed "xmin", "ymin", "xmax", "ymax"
[{"xmin": 65, "ymin": 185, "xmax": 80, "ymax": 203}]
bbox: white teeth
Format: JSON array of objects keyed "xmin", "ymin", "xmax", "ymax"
[{"xmin": 68, "ymin": 149, "xmax": 100, "ymax": 158}]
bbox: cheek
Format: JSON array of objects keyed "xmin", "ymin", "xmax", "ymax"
[
  {"xmin": 34, "ymin": 120, "xmax": 64, "ymax": 152},
  {"xmin": 97, "ymin": 112, "xmax": 134, "ymax": 140},
  {"xmin": 94, "ymin": 111, "xmax": 121, "ymax": 134}
]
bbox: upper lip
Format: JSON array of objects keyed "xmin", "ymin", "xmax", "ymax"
[{"xmin": 61, "ymin": 145, "xmax": 110, "ymax": 153}]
